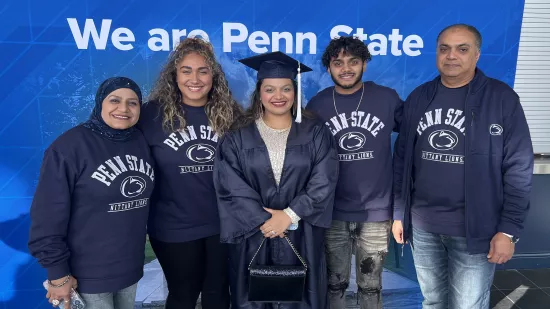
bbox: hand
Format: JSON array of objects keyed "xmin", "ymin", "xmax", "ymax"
[
  {"xmin": 487, "ymin": 232, "xmax": 515, "ymax": 264},
  {"xmin": 392, "ymin": 220, "xmax": 407, "ymax": 244},
  {"xmin": 260, "ymin": 208, "xmax": 292, "ymax": 238},
  {"xmin": 46, "ymin": 276, "xmax": 77, "ymax": 307}
]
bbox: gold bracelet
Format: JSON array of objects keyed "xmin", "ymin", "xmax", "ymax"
[{"xmin": 48, "ymin": 275, "xmax": 70, "ymax": 288}]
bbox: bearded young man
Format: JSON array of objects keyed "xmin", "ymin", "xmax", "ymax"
[{"xmin": 306, "ymin": 36, "xmax": 404, "ymax": 309}]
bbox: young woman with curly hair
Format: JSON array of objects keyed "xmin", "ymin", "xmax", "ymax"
[{"xmin": 137, "ymin": 37, "xmax": 241, "ymax": 309}]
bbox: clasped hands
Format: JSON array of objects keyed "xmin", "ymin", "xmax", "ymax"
[{"xmin": 260, "ymin": 208, "xmax": 292, "ymax": 238}]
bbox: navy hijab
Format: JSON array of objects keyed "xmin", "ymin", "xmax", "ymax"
[{"xmin": 83, "ymin": 77, "xmax": 143, "ymax": 142}]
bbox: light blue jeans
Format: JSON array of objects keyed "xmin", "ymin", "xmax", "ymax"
[
  {"xmin": 411, "ymin": 227, "xmax": 496, "ymax": 309},
  {"xmin": 79, "ymin": 283, "xmax": 137, "ymax": 309}
]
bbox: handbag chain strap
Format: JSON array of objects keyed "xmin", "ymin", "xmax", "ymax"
[{"xmin": 248, "ymin": 236, "xmax": 308, "ymax": 271}]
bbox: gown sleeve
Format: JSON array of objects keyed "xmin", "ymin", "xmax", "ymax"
[
  {"xmin": 213, "ymin": 132, "xmax": 271, "ymax": 244},
  {"xmin": 287, "ymin": 124, "xmax": 339, "ymax": 228}
]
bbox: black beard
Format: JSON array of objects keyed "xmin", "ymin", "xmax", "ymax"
[{"xmin": 330, "ymin": 68, "xmax": 364, "ymax": 90}]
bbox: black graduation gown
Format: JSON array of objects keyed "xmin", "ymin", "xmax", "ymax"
[{"xmin": 213, "ymin": 117, "xmax": 339, "ymax": 309}]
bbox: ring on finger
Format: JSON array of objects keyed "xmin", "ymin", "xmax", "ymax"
[
  {"xmin": 270, "ymin": 230, "xmax": 276, "ymax": 235},
  {"xmin": 52, "ymin": 299, "xmax": 60, "ymax": 306}
]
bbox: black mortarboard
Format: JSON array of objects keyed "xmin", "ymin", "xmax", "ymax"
[
  {"xmin": 238, "ymin": 51, "xmax": 313, "ymax": 80},
  {"xmin": 238, "ymin": 51, "xmax": 312, "ymax": 122}
]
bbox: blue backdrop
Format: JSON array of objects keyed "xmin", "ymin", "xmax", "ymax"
[{"xmin": 0, "ymin": 0, "xmax": 525, "ymax": 307}]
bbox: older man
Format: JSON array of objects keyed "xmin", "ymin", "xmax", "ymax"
[{"xmin": 392, "ymin": 24, "xmax": 534, "ymax": 309}]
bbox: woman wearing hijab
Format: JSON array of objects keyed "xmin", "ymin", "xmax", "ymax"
[
  {"xmin": 213, "ymin": 51, "xmax": 339, "ymax": 309},
  {"xmin": 28, "ymin": 77, "xmax": 154, "ymax": 309},
  {"xmin": 136, "ymin": 37, "xmax": 241, "ymax": 309}
]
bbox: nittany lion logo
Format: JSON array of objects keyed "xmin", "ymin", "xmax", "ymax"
[
  {"xmin": 490, "ymin": 124, "xmax": 503, "ymax": 136},
  {"xmin": 428, "ymin": 130, "xmax": 459, "ymax": 151},
  {"xmin": 120, "ymin": 176, "xmax": 146, "ymax": 198},
  {"xmin": 186, "ymin": 144, "xmax": 215, "ymax": 163},
  {"xmin": 339, "ymin": 132, "xmax": 366, "ymax": 151}
]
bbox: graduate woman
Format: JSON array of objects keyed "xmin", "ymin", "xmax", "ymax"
[
  {"xmin": 213, "ymin": 51, "xmax": 339, "ymax": 309},
  {"xmin": 137, "ymin": 37, "xmax": 241, "ymax": 309},
  {"xmin": 28, "ymin": 77, "xmax": 154, "ymax": 309}
]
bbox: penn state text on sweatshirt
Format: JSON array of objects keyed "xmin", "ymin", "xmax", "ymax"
[
  {"xmin": 28, "ymin": 125, "xmax": 155, "ymax": 294},
  {"xmin": 393, "ymin": 69, "xmax": 534, "ymax": 253},
  {"xmin": 137, "ymin": 102, "xmax": 220, "ymax": 242},
  {"xmin": 307, "ymin": 81, "xmax": 403, "ymax": 222},
  {"xmin": 411, "ymin": 82, "xmax": 468, "ymax": 237}
]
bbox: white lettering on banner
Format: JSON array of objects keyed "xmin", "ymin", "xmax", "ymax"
[
  {"xmin": 296, "ymin": 32, "xmax": 317, "ymax": 54},
  {"xmin": 66, "ymin": 18, "xmax": 424, "ymax": 56},
  {"xmin": 67, "ymin": 18, "xmax": 135, "ymax": 50},
  {"xmin": 330, "ymin": 25, "xmax": 423, "ymax": 56},
  {"xmin": 223, "ymin": 22, "xmax": 317, "ymax": 54},
  {"xmin": 249, "ymin": 31, "xmax": 271, "ymax": 53},
  {"xmin": 67, "ymin": 18, "xmax": 111, "ymax": 50},
  {"xmin": 111, "ymin": 27, "xmax": 135, "ymax": 51},
  {"xmin": 146, "ymin": 28, "xmax": 210, "ymax": 51},
  {"xmin": 223, "ymin": 22, "xmax": 248, "ymax": 52},
  {"xmin": 273, "ymin": 32, "xmax": 293, "ymax": 53},
  {"xmin": 148, "ymin": 29, "xmax": 172, "ymax": 51}
]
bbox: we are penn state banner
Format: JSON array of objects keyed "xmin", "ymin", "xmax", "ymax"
[{"xmin": 0, "ymin": 0, "xmax": 524, "ymax": 307}]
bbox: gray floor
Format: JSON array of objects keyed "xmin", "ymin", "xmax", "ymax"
[
  {"xmin": 134, "ymin": 258, "xmax": 422, "ymax": 308},
  {"xmin": 135, "ymin": 260, "xmax": 550, "ymax": 308},
  {"xmin": 490, "ymin": 269, "xmax": 550, "ymax": 309}
]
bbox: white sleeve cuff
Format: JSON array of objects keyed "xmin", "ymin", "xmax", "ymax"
[{"xmin": 283, "ymin": 208, "xmax": 301, "ymax": 224}]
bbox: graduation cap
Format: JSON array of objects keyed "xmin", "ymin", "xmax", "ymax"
[{"xmin": 238, "ymin": 51, "xmax": 312, "ymax": 123}]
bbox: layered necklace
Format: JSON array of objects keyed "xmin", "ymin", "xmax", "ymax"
[{"xmin": 332, "ymin": 83, "xmax": 365, "ymax": 121}]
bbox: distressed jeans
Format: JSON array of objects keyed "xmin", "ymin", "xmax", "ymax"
[
  {"xmin": 411, "ymin": 227, "xmax": 496, "ymax": 309},
  {"xmin": 325, "ymin": 220, "xmax": 390, "ymax": 309}
]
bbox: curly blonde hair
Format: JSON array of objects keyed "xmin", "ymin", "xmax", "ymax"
[{"xmin": 149, "ymin": 37, "xmax": 241, "ymax": 135}]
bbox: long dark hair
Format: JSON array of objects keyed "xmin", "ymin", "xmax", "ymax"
[{"xmin": 233, "ymin": 79, "xmax": 315, "ymax": 129}]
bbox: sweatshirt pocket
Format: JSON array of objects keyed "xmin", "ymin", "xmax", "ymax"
[{"xmin": 469, "ymin": 113, "xmax": 503, "ymax": 156}]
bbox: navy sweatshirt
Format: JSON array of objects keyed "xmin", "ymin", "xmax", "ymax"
[
  {"xmin": 393, "ymin": 69, "xmax": 534, "ymax": 254},
  {"xmin": 137, "ymin": 102, "xmax": 220, "ymax": 242},
  {"xmin": 307, "ymin": 81, "xmax": 403, "ymax": 222},
  {"xmin": 28, "ymin": 125, "xmax": 155, "ymax": 294},
  {"xmin": 412, "ymin": 82, "xmax": 468, "ymax": 237}
]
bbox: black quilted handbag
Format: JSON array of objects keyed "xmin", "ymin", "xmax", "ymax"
[{"xmin": 248, "ymin": 236, "xmax": 307, "ymax": 302}]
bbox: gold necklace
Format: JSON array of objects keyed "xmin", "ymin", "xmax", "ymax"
[{"xmin": 332, "ymin": 83, "xmax": 365, "ymax": 121}]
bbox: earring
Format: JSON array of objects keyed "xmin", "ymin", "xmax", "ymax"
[{"xmin": 259, "ymin": 103, "xmax": 264, "ymax": 118}]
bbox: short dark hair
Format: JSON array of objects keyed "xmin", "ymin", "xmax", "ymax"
[
  {"xmin": 322, "ymin": 36, "xmax": 372, "ymax": 68},
  {"xmin": 437, "ymin": 23, "xmax": 482, "ymax": 50}
]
